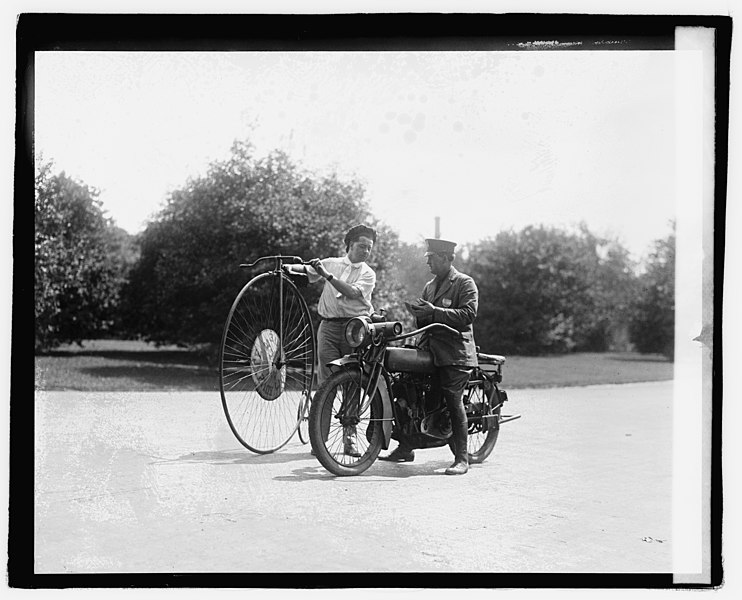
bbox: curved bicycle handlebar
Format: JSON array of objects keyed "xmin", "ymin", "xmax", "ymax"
[
  {"xmin": 239, "ymin": 255, "xmax": 311, "ymax": 269},
  {"xmin": 388, "ymin": 321, "xmax": 464, "ymax": 342}
]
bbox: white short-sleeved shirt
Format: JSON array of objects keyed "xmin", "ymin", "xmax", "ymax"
[{"xmin": 307, "ymin": 256, "xmax": 376, "ymax": 319}]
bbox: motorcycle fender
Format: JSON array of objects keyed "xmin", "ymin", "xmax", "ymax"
[
  {"xmin": 327, "ymin": 355, "xmax": 359, "ymax": 368},
  {"xmin": 330, "ymin": 358, "xmax": 394, "ymax": 450},
  {"xmin": 377, "ymin": 379, "xmax": 393, "ymax": 450}
]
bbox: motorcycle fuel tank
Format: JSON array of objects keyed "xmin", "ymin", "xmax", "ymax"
[{"xmin": 384, "ymin": 347, "xmax": 435, "ymax": 374}]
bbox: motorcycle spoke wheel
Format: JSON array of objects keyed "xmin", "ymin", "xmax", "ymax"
[
  {"xmin": 219, "ymin": 272, "xmax": 315, "ymax": 454},
  {"xmin": 461, "ymin": 382, "xmax": 500, "ymax": 464},
  {"xmin": 309, "ymin": 370, "xmax": 384, "ymax": 476}
]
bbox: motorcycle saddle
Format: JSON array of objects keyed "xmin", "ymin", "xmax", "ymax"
[{"xmin": 477, "ymin": 352, "xmax": 506, "ymax": 365}]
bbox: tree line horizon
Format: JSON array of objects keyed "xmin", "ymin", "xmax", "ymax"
[{"xmin": 34, "ymin": 139, "xmax": 675, "ymax": 359}]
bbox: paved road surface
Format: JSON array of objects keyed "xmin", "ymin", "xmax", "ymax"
[{"xmin": 34, "ymin": 381, "xmax": 673, "ymax": 574}]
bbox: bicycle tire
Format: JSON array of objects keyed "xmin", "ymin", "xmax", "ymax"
[
  {"xmin": 449, "ymin": 378, "xmax": 501, "ymax": 464},
  {"xmin": 219, "ymin": 271, "xmax": 316, "ymax": 453},
  {"xmin": 309, "ymin": 370, "xmax": 383, "ymax": 476}
]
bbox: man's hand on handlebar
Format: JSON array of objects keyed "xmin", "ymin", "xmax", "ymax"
[{"xmin": 309, "ymin": 258, "xmax": 330, "ymax": 279}]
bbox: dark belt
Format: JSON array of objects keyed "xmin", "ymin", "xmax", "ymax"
[{"xmin": 320, "ymin": 317, "xmax": 352, "ymax": 322}]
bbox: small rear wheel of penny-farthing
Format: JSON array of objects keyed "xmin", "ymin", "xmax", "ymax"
[{"xmin": 297, "ymin": 392, "xmax": 311, "ymax": 444}]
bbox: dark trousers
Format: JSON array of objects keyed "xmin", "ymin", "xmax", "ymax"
[
  {"xmin": 398, "ymin": 366, "xmax": 471, "ymax": 455},
  {"xmin": 440, "ymin": 366, "xmax": 472, "ymax": 460},
  {"xmin": 317, "ymin": 319, "xmax": 357, "ymax": 446},
  {"xmin": 316, "ymin": 320, "xmax": 353, "ymax": 386}
]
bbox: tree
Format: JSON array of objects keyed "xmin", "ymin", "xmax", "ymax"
[
  {"xmin": 629, "ymin": 227, "xmax": 675, "ymax": 359},
  {"xmin": 571, "ymin": 225, "xmax": 638, "ymax": 352},
  {"xmin": 394, "ymin": 240, "xmax": 434, "ymax": 297},
  {"xmin": 35, "ymin": 160, "xmax": 127, "ymax": 351},
  {"xmin": 119, "ymin": 140, "xmax": 404, "ymax": 347},
  {"xmin": 463, "ymin": 224, "xmax": 636, "ymax": 355},
  {"xmin": 371, "ymin": 229, "xmax": 437, "ymax": 335}
]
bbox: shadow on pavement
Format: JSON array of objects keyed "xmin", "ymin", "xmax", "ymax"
[
  {"xmin": 274, "ymin": 461, "xmax": 451, "ymax": 482},
  {"xmin": 161, "ymin": 449, "xmax": 314, "ymax": 465},
  {"xmin": 165, "ymin": 449, "xmax": 457, "ymax": 479}
]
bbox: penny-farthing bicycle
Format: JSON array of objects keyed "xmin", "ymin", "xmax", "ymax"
[{"xmin": 219, "ymin": 255, "xmax": 316, "ymax": 453}]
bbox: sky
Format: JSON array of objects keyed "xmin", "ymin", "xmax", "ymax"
[{"xmin": 34, "ymin": 48, "xmax": 677, "ymax": 259}]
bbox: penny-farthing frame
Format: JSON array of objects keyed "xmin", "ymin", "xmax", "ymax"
[{"xmin": 219, "ymin": 256, "xmax": 315, "ymax": 454}]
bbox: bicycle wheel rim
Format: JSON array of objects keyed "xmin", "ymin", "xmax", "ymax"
[
  {"xmin": 466, "ymin": 383, "xmax": 500, "ymax": 460},
  {"xmin": 220, "ymin": 272, "xmax": 315, "ymax": 453},
  {"xmin": 297, "ymin": 394, "xmax": 310, "ymax": 444},
  {"xmin": 309, "ymin": 371, "xmax": 383, "ymax": 475}
]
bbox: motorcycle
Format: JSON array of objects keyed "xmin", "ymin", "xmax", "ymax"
[{"xmin": 308, "ymin": 316, "xmax": 520, "ymax": 476}]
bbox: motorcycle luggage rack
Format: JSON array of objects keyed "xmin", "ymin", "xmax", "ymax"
[{"xmin": 477, "ymin": 352, "xmax": 506, "ymax": 365}]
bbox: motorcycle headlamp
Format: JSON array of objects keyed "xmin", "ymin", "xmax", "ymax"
[
  {"xmin": 344, "ymin": 317, "xmax": 404, "ymax": 349},
  {"xmin": 345, "ymin": 317, "xmax": 372, "ymax": 349}
]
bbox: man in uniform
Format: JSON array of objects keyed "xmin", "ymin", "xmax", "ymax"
[
  {"xmin": 284, "ymin": 224, "xmax": 377, "ymax": 456},
  {"xmin": 380, "ymin": 238, "xmax": 478, "ymax": 475}
]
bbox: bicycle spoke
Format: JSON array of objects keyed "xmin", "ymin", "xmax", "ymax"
[
  {"xmin": 318, "ymin": 375, "xmax": 377, "ymax": 466},
  {"xmin": 220, "ymin": 272, "xmax": 316, "ymax": 453}
]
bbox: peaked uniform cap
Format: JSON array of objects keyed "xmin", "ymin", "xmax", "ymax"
[{"xmin": 424, "ymin": 238, "xmax": 457, "ymax": 256}]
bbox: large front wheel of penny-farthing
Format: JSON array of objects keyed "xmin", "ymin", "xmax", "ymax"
[{"xmin": 219, "ymin": 272, "xmax": 315, "ymax": 453}]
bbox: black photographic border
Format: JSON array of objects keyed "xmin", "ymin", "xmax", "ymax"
[{"xmin": 12, "ymin": 11, "xmax": 730, "ymax": 591}]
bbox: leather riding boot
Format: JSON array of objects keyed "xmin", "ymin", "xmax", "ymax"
[
  {"xmin": 445, "ymin": 416, "xmax": 469, "ymax": 475},
  {"xmin": 440, "ymin": 368, "xmax": 471, "ymax": 475},
  {"xmin": 379, "ymin": 443, "xmax": 415, "ymax": 462}
]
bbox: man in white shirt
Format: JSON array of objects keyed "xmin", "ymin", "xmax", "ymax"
[{"xmin": 285, "ymin": 224, "xmax": 377, "ymax": 456}]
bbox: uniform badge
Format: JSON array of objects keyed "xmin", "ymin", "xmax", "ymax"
[{"xmin": 442, "ymin": 298, "xmax": 452, "ymax": 307}]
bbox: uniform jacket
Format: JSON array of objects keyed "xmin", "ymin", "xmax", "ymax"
[{"xmin": 416, "ymin": 266, "xmax": 478, "ymax": 367}]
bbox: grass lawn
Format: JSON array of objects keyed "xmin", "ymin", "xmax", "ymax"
[
  {"xmin": 35, "ymin": 339, "xmax": 219, "ymax": 392},
  {"xmin": 504, "ymin": 352, "xmax": 673, "ymax": 389},
  {"xmin": 34, "ymin": 339, "xmax": 674, "ymax": 392}
]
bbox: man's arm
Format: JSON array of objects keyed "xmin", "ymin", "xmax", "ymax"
[
  {"xmin": 409, "ymin": 278, "xmax": 478, "ymax": 330},
  {"xmin": 283, "ymin": 262, "xmax": 323, "ymax": 283},
  {"xmin": 310, "ymin": 259, "xmax": 373, "ymax": 300},
  {"xmin": 431, "ymin": 278, "xmax": 478, "ymax": 328},
  {"xmin": 409, "ymin": 283, "xmax": 434, "ymax": 327},
  {"xmin": 347, "ymin": 268, "xmax": 376, "ymax": 302}
]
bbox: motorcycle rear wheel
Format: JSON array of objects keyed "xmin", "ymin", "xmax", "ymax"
[
  {"xmin": 309, "ymin": 370, "xmax": 384, "ymax": 476},
  {"xmin": 450, "ymin": 381, "xmax": 501, "ymax": 464}
]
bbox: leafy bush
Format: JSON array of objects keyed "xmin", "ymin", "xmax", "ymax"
[
  {"xmin": 119, "ymin": 140, "xmax": 403, "ymax": 346},
  {"xmin": 35, "ymin": 161, "xmax": 131, "ymax": 351},
  {"xmin": 463, "ymin": 224, "xmax": 637, "ymax": 355},
  {"xmin": 629, "ymin": 229, "xmax": 675, "ymax": 359}
]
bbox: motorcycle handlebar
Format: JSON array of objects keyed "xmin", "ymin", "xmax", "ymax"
[{"xmin": 389, "ymin": 322, "xmax": 464, "ymax": 341}]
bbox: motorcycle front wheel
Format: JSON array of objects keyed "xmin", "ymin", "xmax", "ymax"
[
  {"xmin": 450, "ymin": 381, "xmax": 501, "ymax": 464},
  {"xmin": 309, "ymin": 369, "xmax": 384, "ymax": 476}
]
